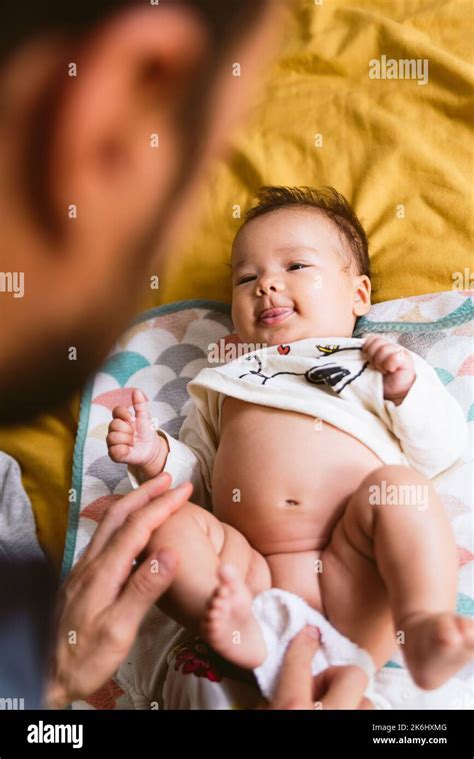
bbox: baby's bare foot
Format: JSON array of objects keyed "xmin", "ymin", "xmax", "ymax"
[
  {"xmin": 401, "ymin": 612, "xmax": 474, "ymax": 689},
  {"xmin": 200, "ymin": 563, "xmax": 267, "ymax": 669}
]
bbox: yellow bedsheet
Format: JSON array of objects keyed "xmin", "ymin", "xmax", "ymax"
[{"xmin": 1, "ymin": 0, "xmax": 472, "ymax": 570}]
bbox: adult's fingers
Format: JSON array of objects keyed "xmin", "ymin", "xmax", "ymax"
[
  {"xmin": 84, "ymin": 473, "xmax": 173, "ymax": 561},
  {"xmin": 111, "ymin": 546, "xmax": 179, "ymax": 631},
  {"xmin": 314, "ymin": 666, "xmax": 371, "ymax": 710},
  {"xmin": 77, "ymin": 481, "xmax": 193, "ymax": 607},
  {"xmin": 270, "ymin": 626, "xmax": 320, "ymax": 709},
  {"xmin": 317, "ymin": 668, "xmax": 358, "ymax": 709}
]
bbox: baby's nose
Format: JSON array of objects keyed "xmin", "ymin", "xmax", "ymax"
[{"xmin": 256, "ymin": 277, "xmax": 284, "ymax": 294}]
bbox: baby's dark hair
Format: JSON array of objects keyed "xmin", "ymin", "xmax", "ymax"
[{"xmin": 241, "ymin": 186, "xmax": 371, "ymax": 279}]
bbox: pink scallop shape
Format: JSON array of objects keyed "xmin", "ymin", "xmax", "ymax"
[
  {"xmin": 458, "ymin": 354, "xmax": 474, "ymax": 376},
  {"xmin": 457, "ymin": 546, "xmax": 474, "ymax": 568},
  {"xmin": 82, "ymin": 494, "xmax": 121, "ymax": 523},
  {"xmin": 93, "ymin": 388, "xmax": 134, "ymax": 411},
  {"xmin": 85, "ymin": 678, "xmax": 125, "ymax": 710}
]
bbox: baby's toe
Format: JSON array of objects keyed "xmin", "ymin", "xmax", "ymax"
[
  {"xmin": 212, "ymin": 596, "xmax": 228, "ymax": 612},
  {"xmin": 206, "ymin": 608, "xmax": 220, "ymax": 622},
  {"xmin": 218, "ymin": 563, "xmax": 239, "ymax": 584},
  {"xmin": 216, "ymin": 584, "xmax": 230, "ymax": 600}
]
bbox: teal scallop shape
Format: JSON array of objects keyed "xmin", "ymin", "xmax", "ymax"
[
  {"xmin": 384, "ymin": 660, "xmax": 403, "ymax": 670},
  {"xmin": 101, "ymin": 351, "xmax": 150, "ymax": 387},
  {"xmin": 468, "ymin": 404, "xmax": 474, "ymax": 423},
  {"xmin": 435, "ymin": 367, "xmax": 454, "ymax": 385},
  {"xmin": 456, "ymin": 592, "xmax": 474, "ymax": 617}
]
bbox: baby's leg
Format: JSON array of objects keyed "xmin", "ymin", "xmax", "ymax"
[
  {"xmin": 146, "ymin": 501, "xmax": 271, "ymax": 665},
  {"xmin": 322, "ymin": 465, "xmax": 474, "ymax": 689}
]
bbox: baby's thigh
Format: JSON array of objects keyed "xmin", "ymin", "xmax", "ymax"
[
  {"xmin": 219, "ymin": 521, "xmax": 272, "ymax": 596},
  {"xmin": 320, "ymin": 515, "xmax": 396, "ymax": 670},
  {"xmin": 149, "ymin": 501, "xmax": 261, "ymax": 576},
  {"xmin": 148, "ymin": 502, "xmax": 269, "ymax": 626}
]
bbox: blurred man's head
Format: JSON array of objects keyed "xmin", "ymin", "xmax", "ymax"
[{"xmin": 0, "ymin": 0, "xmax": 283, "ymax": 422}]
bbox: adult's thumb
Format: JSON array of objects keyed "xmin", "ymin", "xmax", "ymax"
[{"xmin": 115, "ymin": 547, "xmax": 178, "ymax": 626}]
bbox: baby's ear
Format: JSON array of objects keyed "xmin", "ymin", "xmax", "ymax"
[{"xmin": 353, "ymin": 276, "xmax": 371, "ymax": 316}]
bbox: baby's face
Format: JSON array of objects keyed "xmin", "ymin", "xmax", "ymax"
[{"xmin": 231, "ymin": 208, "xmax": 371, "ymax": 345}]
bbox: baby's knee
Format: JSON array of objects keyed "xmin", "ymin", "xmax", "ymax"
[
  {"xmin": 351, "ymin": 464, "xmax": 436, "ymax": 521},
  {"xmin": 362, "ymin": 465, "xmax": 428, "ymax": 490}
]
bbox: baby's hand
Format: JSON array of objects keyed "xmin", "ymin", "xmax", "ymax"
[
  {"xmin": 107, "ymin": 388, "xmax": 163, "ymax": 469},
  {"xmin": 363, "ymin": 335, "xmax": 415, "ymax": 406}
]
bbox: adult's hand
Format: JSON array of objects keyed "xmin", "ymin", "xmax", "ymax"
[
  {"xmin": 261, "ymin": 627, "xmax": 373, "ymax": 710},
  {"xmin": 260, "ymin": 626, "xmax": 321, "ymax": 709},
  {"xmin": 45, "ymin": 472, "xmax": 192, "ymax": 708}
]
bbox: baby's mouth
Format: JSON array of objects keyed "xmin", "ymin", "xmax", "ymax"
[{"xmin": 258, "ymin": 307, "xmax": 295, "ymax": 326}]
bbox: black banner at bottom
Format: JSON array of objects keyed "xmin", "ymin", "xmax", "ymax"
[{"xmin": 0, "ymin": 709, "xmax": 471, "ymax": 757}]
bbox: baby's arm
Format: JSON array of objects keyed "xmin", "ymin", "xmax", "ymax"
[
  {"xmin": 363, "ymin": 336, "xmax": 468, "ymax": 478},
  {"xmin": 107, "ymin": 388, "xmax": 211, "ymax": 507}
]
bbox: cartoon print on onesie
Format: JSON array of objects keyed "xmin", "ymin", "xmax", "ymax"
[{"xmin": 238, "ymin": 343, "xmax": 369, "ymax": 394}]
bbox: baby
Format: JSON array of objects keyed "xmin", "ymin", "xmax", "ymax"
[{"xmin": 107, "ymin": 186, "xmax": 473, "ymax": 708}]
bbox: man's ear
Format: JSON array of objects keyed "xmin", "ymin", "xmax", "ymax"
[
  {"xmin": 39, "ymin": 5, "xmax": 210, "ymax": 247},
  {"xmin": 353, "ymin": 275, "xmax": 371, "ymax": 317}
]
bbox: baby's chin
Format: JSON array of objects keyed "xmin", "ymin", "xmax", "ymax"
[
  {"xmin": 240, "ymin": 323, "xmax": 351, "ymax": 346},
  {"xmin": 240, "ymin": 325, "xmax": 308, "ymax": 347},
  {"xmin": 235, "ymin": 312, "xmax": 346, "ymax": 345}
]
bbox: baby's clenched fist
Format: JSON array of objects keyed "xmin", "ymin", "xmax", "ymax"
[
  {"xmin": 107, "ymin": 388, "xmax": 165, "ymax": 472},
  {"xmin": 362, "ymin": 335, "xmax": 415, "ymax": 405}
]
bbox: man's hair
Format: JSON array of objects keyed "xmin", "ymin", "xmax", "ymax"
[
  {"xmin": 242, "ymin": 185, "xmax": 371, "ymax": 279},
  {"xmin": 0, "ymin": 0, "xmax": 269, "ymax": 65}
]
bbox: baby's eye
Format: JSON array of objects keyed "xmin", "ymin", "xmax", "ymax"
[
  {"xmin": 288, "ymin": 263, "xmax": 309, "ymax": 271},
  {"xmin": 236, "ymin": 275, "xmax": 256, "ymax": 285}
]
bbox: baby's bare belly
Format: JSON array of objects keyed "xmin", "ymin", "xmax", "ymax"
[{"xmin": 211, "ymin": 398, "xmax": 383, "ymax": 608}]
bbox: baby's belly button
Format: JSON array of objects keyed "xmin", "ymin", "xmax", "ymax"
[
  {"xmin": 212, "ymin": 461, "xmax": 333, "ymax": 506},
  {"xmin": 212, "ymin": 479, "xmax": 341, "ymax": 554},
  {"xmin": 213, "ymin": 436, "xmax": 379, "ymax": 507},
  {"xmin": 212, "ymin": 481, "xmax": 321, "ymax": 511}
]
